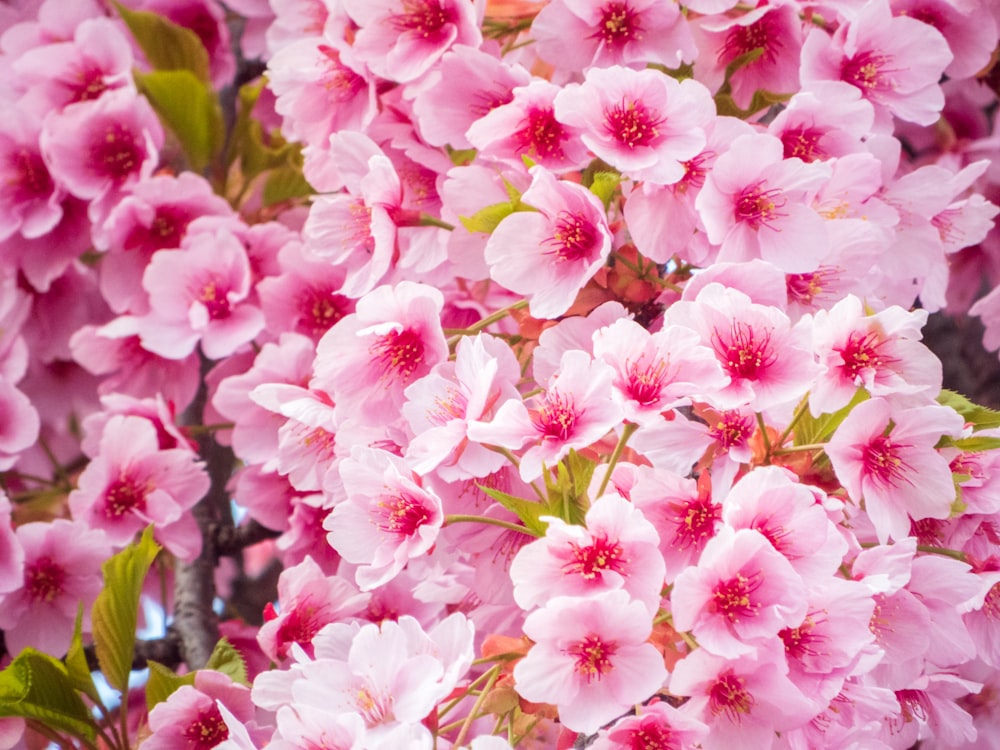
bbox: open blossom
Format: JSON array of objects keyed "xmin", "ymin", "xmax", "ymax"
[
  {"xmin": 554, "ymin": 66, "xmax": 713, "ymax": 185},
  {"xmin": 593, "ymin": 699, "xmax": 709, "ymax": 750},
  {"xmin": 514, "ymin": 590, "xmax": 667, "ymax": 735},
  {"xmin": 144, "ymin": 670, "xmax": 257, "ymax": 750},
  {"xmin": 484, "ymin": 167, "xmax": 611, "ymax": 319},
  {"xmin": 826, "ymin": 397, "xmax": 964, "ymax": 544},
  {"xmin": 467, "ymin": 349, "xmax": 623, "ymax": 482},
  {"xmin": 509, "ymin": 494, "xmax": 665, "ymax": 614},
  {"xmin": 324, "ymin": 447, "xmax": 444, "ymax": 591}
]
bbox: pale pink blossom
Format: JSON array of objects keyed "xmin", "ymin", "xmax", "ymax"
[
  {"xmin": 530, "ymin": 0, "xmax": 696, "ymax": 72},
  {"xmin": 0, "ymin": 494, "xmax": 23, "ymax": 596},
  {"xmin": 324, "ymin": 447, "xmax": 444, "ymax": 590},
  {"xmin": 592, "ymin": 699, "xmax": 708, "ymax": 750},
  {"xmin": 0, "ymin": 519, "xmax": 109, "ymax": 655},
  {"xmin": 826, "ymin": 397, "xmax": 964, "ymax": 544},
  {"xmin": 467, "ymin": 349, "xmax": 623, "ymax": 482},
  {"xmin": 0, "ymin": 110, "xmax": 62, "ymax": 243},
  {"xmin": 531, "ymin": 300, "xmax": 628, "ymax": 385},
  {"xmin": 554, "ymin": 65, "xmax": 713, "ymax": 185},
  {"xmin": 513, "ymin": 590, "xmax": 668, "ymax": 735},
  {"xmin": 144, "ymin": 670, "xmax": 257, "ymax": 750},
  {"xmin": 509, "ymin": 494, "xmax": 665, "ymax": 614},
  {"xmin": 767, "ymin": 81, "xmax": 876, "ymax": 163},
  {"xmin": 890, "ymin": 0, "xmax": 998, "ymax": 81},
  {"xmin": 0, "ymin": 376, "xmax": 39, "ymax": 471},
  {"xmin": 671, "ymin": 526, "xmax": 807, "ymax": 659}
]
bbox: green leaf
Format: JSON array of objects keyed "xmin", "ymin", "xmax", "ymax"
[
  {"xmin": 113, "ymin": 1, "xmax": 211, "ymax": 83},
  {"xmin": 588, "ymin": 172, "xmax": 621, "ymax": 210},
  {"xmin": 554, "ymin": 450, "xmax": 595, "ymax": 526},
  {"xmin": 937, "ymin": 389, "xmax": 1000, "ymax": 430},
  {"xmin": 947, "ymin": 436, "xmax": 1000, "ymax": 453},
  {"xmin": 145, "ymin": 661, "xmax": 196, "ymax": 712},
  {"xmin": 723, "ymin": 47, "xmax": 765, "ymax": 84},
  {"xmin": 263, "ymin": 164, "xmax": 313, "ymax": 207},
  {"xmin": 447, "ymin": 147, "xmax": 477, "ymax": 167},
  {"xmin": 479, "ymin": 486, "xmax": 548, "ymax": 537},
  {"xmin": 794, "ymin": 388, "xmax": 869, "ymax": 447},
  {"xmin": 135, "ymin": 69, "xmax": 224, "ymax": 172},
  {"xmin": 0, "ymin": 649, "xmax": 97, "ymax": 742},
  {"xmin": 204, "ymin": 638, "xmax": 249, "ymax": 686},
  {"xmin": 92, "ymin": 527, "xmax": 161, "ymax": 693},
  {"xmin": 64, "ymin": 606, "xmax": 102, "ymax": 706},
  {"xmin": 459, "ymin": 201, "xmax": 518, "ymax": 234}
]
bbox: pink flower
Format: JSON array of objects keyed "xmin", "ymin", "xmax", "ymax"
[
  {"xmin": 257, "ymin": 556, "xmax": 370, "ymax": 661},
  {"xmin": 810, "ymin": 294, "xmax": 942, "ymax": 415},
  {"xmin": 554, "ymin": 66, "xmax": 713, "ymax": 185},
  {"xmin": 592, "ymin": 699, "xmax": 708, "ymax": 750},
  {"xmin": 467, "ymin": 349, "xmax": 623, "ymax": 482},
  {"xmin": 826, "ymin": 397, "xmax": 963, "ymax": 544},
  {"xmin": 311, "ymin": 281, "xmax": 448, "ymax": 427},
  {"xmin": 483, "ymin": 167, "xmax": 612, "ymax": 319},
  {"xmin": 40, "ymin": 88, "xmax": 163, "ymax": 221},
  {"xmin": 767, "ymin": 81, "xmax": 875, "ymax": 163},
  {"xmin": 0, "ymin": 519, "xmax": 109, "ymax": 655},
  {"xmin": 513, "ymin": 590, "xmax": 668, "ymax": 735},
  {"xmin": 800, "ymin": 0, "xmax": 953, "ymax": 127},
  {"xmin": 341, "ymin": 0, "xmax": 482, "ymax": 84},
  {"xmin": 0, "ymin": 111, "xmax": 62, "ymax": 243},
  {"xmin": 671, "ymin": 526, "xmax": 807, "ymax": 659},
  {"xmin": 138, "ymin": 225, "xmax": 264, "ymax": 360},
  {"xmin": 530, "ymin": 0, "xmax": 696, "ymax": 72},
  {"xmin": 694, "ymin": 133, "xmax": 831, "ymax": 272},
  {"xmin": 402, "ymin": 333, "xmax": 522, "ymax": 481},
  {"xmin": 0, "ymin": 377, "xmax": 40, "ymax": 471},
  {"xmin": 509, "ymin": 494, "xmax": 666, "ymax": 614},
  {"xmin": 135, "ymin": 0, "xmax": 235, "ymax": 89},
  {"xmin": 68, "ymin": 414, "xmax": 209, "ymax": 560},
  {"xmin": 466, "ymin": 79, "xmax": 591, "ymax": 173},
  {"xmin": 144, "ymin": 670, "xmax": 256, "ymax": 750},
  {"xmin": 0, "ymin": 495, "xmax": 23, "ymax": 596},
  {"xmin": 324, "ymin": 447, "xmax": 444, "ymax": 590}
]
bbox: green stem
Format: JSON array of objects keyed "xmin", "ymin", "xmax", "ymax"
[
  {"xmin": 446, "ymin": 300, "xmax": 529, "ymax": 341},
  {"xmin": 776, "ymin": 399, "xmax": 810, "ymax": 449},
  {"xmin": 451, "ymin": 665, "xmax": 502, "ymax": 748},
  {"xmin": 596, "ymin": 422, "xmax": 639, "ymax": 497},
  {"xmin": 771, "ymin": 442, "xmax": 827, "ymax": 455},
  {"xmin": 445, "ymin": 514, "xmax": 538, "ymax": 537},
  {"xmin": 916, "ymin": 544, "xmax": 968, "ymax": 562},
  {"xmin": 756, "ymin": 413, "xmax": 772, "ymax": 459},
  {"xmin": 419, "ymin": 214, "xmax": 455, "ymax": 231}
]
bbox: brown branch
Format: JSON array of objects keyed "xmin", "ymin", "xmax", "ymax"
[
  {"xmin": 212, "ymin": 518, "xmax": 282, "ymax": 557},
  {"xmin": 84, "ymin": 632, "xmax": 183, "ymax": 673}
]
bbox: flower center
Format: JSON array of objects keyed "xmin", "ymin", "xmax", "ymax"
[
  {"xmin": 547, "ymin": 211, "xmax": 597, "ymax": 262},
  {"xmin": 862, "ymin": 435, "xmax": 909, "ymax": 486},
  {"xmin": 780, "ymin": 126, "xmax": 825, "ymax": 162},
  {"xmin": 90, "ymin": 124, "xmax": 141, "ymax": 181},
  {"xmin": 25, "ymin": 556, "xmax": 66, "ymax": 603},
  {"xmin": 624, "ymin": 722, "xmax": 675, "ymax": 750},
  {"xmin": 708, "ymin": 672, "xmax": 755, "ymax": 722},
  {"xmin": 779, "ymin": 613, "xmax": 823, "ymax": 661},
  {"xmin": 319, "ymin": 45, "xmax": 366, "ymax": 102},
  {"xmin": 567, "ymin": 634, "xmax": 616, "ymax": 683},
  {"xmin": 786, "ymin": 270, "xmax": 834, "ymax": 306},
  {"xmin": 199, "ymin": 280, "xmax": 231, "ymax": 320},
  {"xmin": 709, "ymin": 410, "xmax": 755, "ymax": 450},
  {"xmin": 427, "ymin": 386, "xmax": 468, "ymax": 425},
  {"xmin": 11, "ymin": 148, "xmax": 53, "ymax": 197},
  {"xmin": 712, "ymin": 321, "xmax": 776, "ymax": 380},
  {"xmin": 390, "ymin": 0, "xmax": 453, "ymax": 37},
  {"xmin": 376, "ymin": 492, "xmax": 432, "ymax": 536},
  {"xmin": 275, "ymin": 603, "xmax": 322, "ymax": 658},
  {"xmin": 533, "ymin": 391, "xmax": 578, "ymax": 441},
  {"xmin": 563, "ymin": 534, "xmax": 628, "ymax": 579},
  {"xmin": 671, "ymin": 496, "xmax": 720, "ymax": 550},
  {"xmin": 370, "ymin": 327, "xmax": 425, "ymax": 382},
  {"xmin": 103, "ymin": 474, "xmax": 149, "ymax": 517},
  {"xmin": 624, "ymin": 356, "xmax": 670, "ymax": 405},
  {"xmin": 594, "ymin": 2, "xmax": 642, "ymax": 49},
  {"xmin": 838, "ymin": 330, "xmax": 889, "ymax": 380},
  {"xmin": 182, "ymin": 704, "xmax": 229, "ymax": 750},
  {"xmin": 299, "ymin": 287, "xmax": 347, "ymax": 337},
  {"xmin": 604, "ymin": 98, "xmax": 664, "ymax": 149},
  {"xmin": 712, "ymin": 571, "xmax": 761, "ymax": 623},
  {"xmin": 840, "ymin": 51, "xmax": 895, "ymax": 95},
  {"xmin": 983, "ymin": 582, "xmax": 1000, "ymax": 620},
  {"xmin": 734, "ymin": 181, "xmax": 785, "ymax": 229},
  {"xmin": 514, "ymin": 106, "xmax": 567, "ymax": 161}
]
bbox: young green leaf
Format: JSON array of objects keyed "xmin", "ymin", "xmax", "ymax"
[
  {"xmin": 204, "ymin": 638, "xmax": 249, "ymax": 686},
  {"xmin": 938, "ymin": 389, "xmax": 1000, "ymax": 430},
  {"xmin": 144, "ymin": 661, "xmax": 196, "ymax": 712},
  {"xmin": 64, "ymin": 606, "xmax": 102, "ymax": 706},
  {"xmin": 0, "ymin": 650, "xmax": 98, "ymax": 743},
  {"xmin": 91, "ymin": 527, "xmax": 161, "ymax": 693},
  {"xmin": 112, "ymin": 1, "xmax": 211, "ymax": 83},
  {"xmin": 478, "ymin": 486, "xmax": 548, "ymax": 537}
]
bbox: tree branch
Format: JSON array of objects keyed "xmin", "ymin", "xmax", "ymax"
[
  {"xmin": 84, "ymin": 632, "xmax": 183, "ymax": 673},
  {"xmin": 212, "ymin": 519, "xmax": 281, "ymax": 557}
]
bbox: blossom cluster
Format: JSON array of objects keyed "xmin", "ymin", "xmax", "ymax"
[{"xmin": 0, "ymin": 0, "xmax": 999, "ymax": 748}]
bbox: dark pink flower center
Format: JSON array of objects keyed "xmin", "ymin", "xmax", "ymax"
[
  {"xmin": 25, "ymin": 556, "xmax": 66, "ymax": 603},
  {"xmin": 983, "ymin": 582, "xmax": 1000, "ymax": 620},
  {"xmin": 625, "ymin": 357, "xmax": 670, "ymax": 405},
  {"xmin": 10, "ymin": 148, "xmax": 54, "ymax": 198},
  {"xmin": 275, "ymin": 603, "xmax": 322, "ymax": 658},
  {"xmin": 69, "ymin": 66, "xmax": 109, "ymax": 105},
  {"xmin": 780, "ymin": 126, "xmax": 825, "ymax": 162},
  {"xmin": 567, "ymin": 634, "xmax": 616, "ymax": 683},
  {"xmin": 199, "ymin": 280, "xmax": 232, "ymax": 320},
  {"xmin": 624, "ymin": 720, "xmax": 676, "ymax": 750},
  {"xmin": 104, "ymin": 474, "xmax": 149, "ymax": 517},
  {"xmin": 547, "ymin": 211, "xmax": 598, "ymax": 262},
  {"xmin": 861, "ymin": 435, "xmax": 909, "ymax": 486},
  {"xmin": 734, "ymin": 181, "xmax": 785, "ymax": 229},
  {"xmin": 514, "ymin": 106, "xmax": 567, "ymax": 161},
  {"xmin": 712, "ymin": 571, "xmax": 761, "ymax": 623},
  {"xmin": 534, "ymin": 391, "xmax": 578, "ymax": 441},
  {"xmin": 779, "ymin": 613, "xmax": 823, "ymax": 661},
  {"xmin": 593, "ymin": 2, "xmax": 643, "ymax": 49},
  {"xmin": 320, "ymin": 46, "xmax": 366, "ymax": 102},
  {"xmin": 721, "ymin": 16, "xmax": 781, "ymax": 64},
  {"xmin": 896, "ymin": 689, "xmax": 931, "ymax": 725},
  {"xmin": 90, "ymin": 124, "xmax": 142, "ymax": 182},
  {"xmin": 708, "ymin": 672, "xmax": 755, "ymax": 721},
  {"xmin": 604, "ymin": 98, "xmax": 664, "ymax": 149},
  {"xmin": 840, "ymin": 51, "xmax": 895, "ymax": 95},
  {"xmin": 370, "ymin": 327, "xmax": 425, "ymax": 382},
  {"xmin": 563, "ymin": 533, "xmax": 628, "ymax": 579},
  {"xmin": 376, "ymin": 492, "xmax": 432, "ymax": 536},
  {"xmin": 390, "ymin": 0, "xmax": 454, "ymax": 36},
  {"xmin": 182, "ymin": 704, "xmax": 229, "ymax": 750},
  {"xmin": 671, "ymin": 496, "xmax": 720, "ymax": 550},
  {"xmin": 678, "ymin": 150, "xmax": 712, "ymax": 192},
  {"xmin": 712, "ymin": 321, "xmax": 776, "ymax": 380},
  {"xmin": 709, "ymin": 410, "xmax": 755, "ymax": 450},
  {"xmin": 786, "ymin": 270, "xmax": 835, "ymax": 306},
  {"xmin": 298, "ymin": 287, "xmax": 348, "ymax": 337},
  {"xmin": 838, "ymin": 330, "xmax": 891, "ymax": 380},
  {"xmin": 910, "ymin": 517, "xmax": 946, "ymax": 546}
]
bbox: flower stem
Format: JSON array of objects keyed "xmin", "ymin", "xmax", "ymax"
[
  {"xmin": 445, "ymin": 514, "xmax": 538, "ymax": 537},
  {"xmin": 451, "ymin": 665, "xmax": 502, "ymax": 748},
  {"xmin": 445, "ymin": 300, "xmax": 529, "ymax": 341},
  {"xmin": 596, "ymin": 422, "xmax": 638, "ymax": 497}
]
